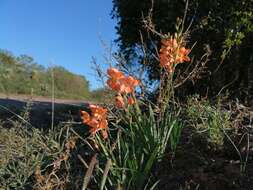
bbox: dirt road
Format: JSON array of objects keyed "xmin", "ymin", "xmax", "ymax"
[{"xmin": 0, "ymin": 94, "xmax": 90, "ymax": 128}]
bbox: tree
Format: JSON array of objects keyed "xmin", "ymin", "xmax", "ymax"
[
  {"xmin": 89, "ymin": 87, "xmax": 115, "ymax": 103},
  {"xmin": 112, "ymin": 0, "xmax": 253, "ymax": 103},
  {"xmin": 48, "ymin": 66, "xmax": 90, "ymax": 99}
]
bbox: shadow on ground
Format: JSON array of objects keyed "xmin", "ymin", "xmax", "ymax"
[{"xmin": 0, "ymin": 97, "xmax": 89, "ymax": 128}]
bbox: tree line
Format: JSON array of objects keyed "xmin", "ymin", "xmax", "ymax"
[{"xmin": 0, "ymin": 49, "xmax": 90, "ymax": 99}]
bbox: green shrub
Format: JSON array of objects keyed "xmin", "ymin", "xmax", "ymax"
[{"xmin": 186, "ymin": 95, "xmax": 232, "ymax": 148}]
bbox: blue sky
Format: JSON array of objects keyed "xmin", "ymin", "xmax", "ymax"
[{"xmin": 0, "ymin": 0, "xmax": 117, "ymax": 90}]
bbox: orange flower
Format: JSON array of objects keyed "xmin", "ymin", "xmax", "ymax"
[
  {"xmin": 101, "ymin": 129, "xmax": 108, "ymax": 140},
  {"xmin": 177, "ymin": 47, "xmax": 190, "ymax": 63},
  {"xmin": 115, "ymin": 95, "xmax": 125, "ymax": 108},
  {"xmin": 117, "ymin": 76, "xmax": 140, "ymax": 94},
  {"xmin": 107, "ymin": 67, "xmax": 124, "ymax": 79},
  {"xmin": 107, "ymin": 78, "xmax": 123, "ymax": 92},
  {"xmin": 161, "ymin": 38, "xmax": 178, "ymax": 51},
  {"xmin": 159, "ymin": 38, "xmax": 190, "ymax": 73},
  {"xmin": 117, "ymin": 78, "xmax": 131, "ymax": 94},
  {"xmin": 106, "ymin": 67, "xmax": 140, "ymax": 107},
  {"xmin": 89, "ymin": 104, "xmax": 107, "ymax": 120},
  {"xmin": 99, "ymin": 119, "xmax": 108, "ymax": 130},
  {"xmin": 107, "ymin": 68, "xmax": 140, "ymax": 94},
  {"xmin": 86, "ymin": 118, "xmax": 100, "ymax": 134},
  {"xmin": 87, "ymin": 119, "xmax": 108, "ymax": 139},
  {"xmin": 127, "ymin": 97, "xmax": 135, "ymax": 105},
  {"xmin": 124, "ymin": 76, "xmax": 140, "ymax": 88},
  {"xmin": 81, "ymin": 105, "xmax": 108, "ymax": 139},
  {"xmin": 127, "ymin": 76, "xmax": 140, "ymax": 86},
  {"xmin": 81, "ymin": 110, "xmax": 90, "ymax": 123}
]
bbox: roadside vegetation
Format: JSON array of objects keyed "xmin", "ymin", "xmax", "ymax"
[{"xmin": 0, "ymin": 0, "xmax": 253, "ymax": 189}]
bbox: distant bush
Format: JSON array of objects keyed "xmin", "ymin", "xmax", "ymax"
[
  {"xmin": 48, "ymin": 66, "xmax": 90, "ymax": 99},
  {"xmin": 88, "ymin": 87, "xmax": 115, "ymax": 104}
]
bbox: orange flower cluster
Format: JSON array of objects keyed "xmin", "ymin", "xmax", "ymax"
[
  {"xmin": 159, "ymin": 38, "xmax": 190, "ymax": 73},
  {"xmin": 107, "ymin": 68, "xmax": 139, "ymax": 108},
  {"xmin": 115, "ymin": 94, "xmax": 135, "ymax": 108},
  {"xmin": 107, "ymin": 68, "xmax": 139, "ymax": 94},
  {"xmin": 81, "ymin": 104, "xmax": 108, "ymax": 139}
]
